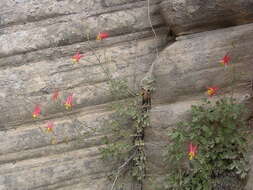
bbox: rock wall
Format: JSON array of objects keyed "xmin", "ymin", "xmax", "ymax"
[{"xmin": 0, "ymin": 0, "xmax": 253, "ymax": 190}]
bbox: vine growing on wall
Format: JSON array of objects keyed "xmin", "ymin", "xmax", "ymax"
[
  {"xmin": 90, "ymin": 36, "xmax": 152, "ymax": 189},
  {"xmin": 100, "ymin": 78, "xmax": 150, "ymax": 189}
]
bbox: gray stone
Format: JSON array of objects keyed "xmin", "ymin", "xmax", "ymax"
[
  {"xmin": 160, "ymin": 0, "xmax": 253, "ymax": 35},
  {"xmin": 153, "ymin": 23, "xmax": 253, "ymax": 103},
  {"xmin": 1, "ymin": 0, "xmax": 253, "ymax": 189}
]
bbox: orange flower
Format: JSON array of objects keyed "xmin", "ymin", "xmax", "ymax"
[
  {"xmin": 45, "ymin": 121, "xmax": 54, "ymax": 132},
  {"xmin": 96, "ymin": 32, "xmax": 109, "ymax": 40},
  {"xmin": 32, "ymin": 105, "xmax": 41, "ymax": 118},
  {"xmin": 220, "ymin": 54, "xmax": 230, "ymax": 66},
  {"xmin": 64, "ymin": 94, "xmax": 73, "ymax": 109},
  {"xmin": 188, "ymin": 143, "xmax": 197, "ymax": 160},
  {"xmin": 72, "ymin": 52, "xmax": 84, "ymax": 63},
  {"xmin": 52, "ymin": 90, "xmax": 59, "ymax": 100},
  {"xmin": 207, "ymin": 86, "xmax": 218, "ymax": 97}
]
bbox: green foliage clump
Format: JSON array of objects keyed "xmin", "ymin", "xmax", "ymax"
[
  {"xmin": 163, "ymin": 98, "xmax": 250, "ymax": 190},
  {"xmin": 100, "ymin": 79, "xmax": 149, "ymax": 186}
]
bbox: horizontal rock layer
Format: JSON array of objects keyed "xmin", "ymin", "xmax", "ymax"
[
  {"xmin": 154, "ymin": 23, "xmax": 253, "ymax": 103},
  {"xmin": 160, "ymin": 0, "xmax": 253, "ymax": 35},
  {"xmin": 0, "ymin": 29, "xmax": 168, "ymax": 129}
]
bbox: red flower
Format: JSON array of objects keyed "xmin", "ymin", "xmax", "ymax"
[
  {"xmin": 52, "ymin": 90, "xmax": 59, "ymax": 100},
  {"xmin": 220, "ymin": 54, "xmax": 230, "ymax": 66},
  {"xmin": 32, "ymin": 105, "xmax": 41, "ymax": 118},
  {"xmin": 45, "ymin": 121, "xmax": 54, "ymax": 132},
  {"xmin": 72, "ymin": 52, "xmax": 84, "ymax": 63},
  {"xmin": 207, "ymin": 86, "xmax": 218, "ymax": 97},
  {"xmin": 64, "ymin": 94, "xmax": 73, "ymax": 109},
  {"xmin": 96, "ymin": 32, "xmax": 109, "ymax": 40},
  {"xmin": 188, "ymin": 143, "xmax": 198, "ymax": 160}
]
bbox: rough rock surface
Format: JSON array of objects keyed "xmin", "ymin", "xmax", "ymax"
[
  {"xmin": 0, "ymin": 0, "xmax": 253, "ymax": 190},
  {"xmin": 160, "ymin": 0, "xmax": 253, "ymax": 35},
  {"xmin": 154, "ymin": 23, "xmax": 253, "ymax": 103}
]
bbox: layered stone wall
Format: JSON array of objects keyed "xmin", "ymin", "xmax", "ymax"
[{"xmin": 0, "ymin": 0, "xmax": 253, "ymax": 189}]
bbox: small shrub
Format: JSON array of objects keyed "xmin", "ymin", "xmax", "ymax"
[{"xmin": 163, "ymin": 98, "xmax": 250, "ymax": 190}]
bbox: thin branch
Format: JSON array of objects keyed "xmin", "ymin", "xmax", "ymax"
[
  {"xmin": 85, "ymin": 34, "xmax": 112, "ymax": 80},
  {"xmin": 110, "ymin": 152, "xmax": 136, "ymax": 190},
  {"xmin": 84, "ymin": 42, "xmax": 138, "ymax": 97}
]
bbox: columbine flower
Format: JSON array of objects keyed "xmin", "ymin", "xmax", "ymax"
[
  {"xmin": 32, "ymin": 105, "xmax": 41, "ymax": 118},
  {"xmin": 52, "ymin": 90, "xmax": 59, "ymax": 100},
  {"xmin": 96, "ymin": 32, "xmax": 109, "ymax": 40},
  {"xmin": 45, "ymin": 121, "xmax": 54, "ymax": 132},
  {"xmin": 72, "ymin": 52, "xmax": 84, "ymax": 63},
  {"xmin": 64, "ymin": 94, "xmax": 73, "ymax": 109},
  {"xmin": 220, "ymin": 54, "xmax": 230, "ymax": 66},
  {"xmin": 188, "ymin": 143, "xmax": 197, "ymax": 160},
  {"xmin": 207, "ymin": 86, "xmax": 218, "ymax": 97}
]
